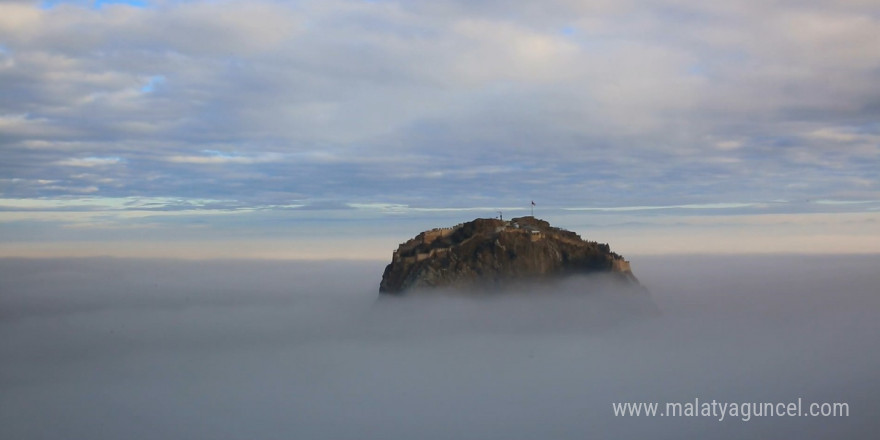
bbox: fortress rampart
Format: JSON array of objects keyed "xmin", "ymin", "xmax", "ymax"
[
  {"xmin": 392, "ymin": 220, "xmax": 632, "ymax": 273},
  {"xmin": 611, "ymin": 259, "xmax": 632, "ymax": 273},
  {"xmin": 393, "ymin": 226, "xmax": 458, "ymax": 261}
]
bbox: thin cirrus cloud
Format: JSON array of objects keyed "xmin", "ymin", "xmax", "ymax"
[
  {"xmin": 163, "ymin": 151, "xmax": 283, "ymax": 165},
  {"xmin": 55, "ymin": 156, "xmax": 123, "ymax": 167}
]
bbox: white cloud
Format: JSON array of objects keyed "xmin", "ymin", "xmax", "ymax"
[
  {"xmin": 446, "ymin": 18, "xmax": 581, "ymax": 84},
  {"xmin": 715, "ymin": 140, "xmax": 743, "ymax": 150},
  {"xmin": 563, "ymin": 203, "xmax": 756, "ymax": 212},
  {"xmin": 56, "ymin": 156, "xmax": 122, "ymax": 167},
  {"xmin": 164, "ymin": 153, "xmax": 282, "ymax": 165},
  {"xmin": 0, "ymin": 3, "xmax": 42, "ymax": 37}
]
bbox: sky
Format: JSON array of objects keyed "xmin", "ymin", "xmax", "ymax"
[{"xmin": 1, "ymin": 0, "xmax": 879, "ymax": 257}]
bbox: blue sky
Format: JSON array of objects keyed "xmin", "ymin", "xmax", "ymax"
[{"xmin": 1, "ymin": 0, "xmax": 879, "ymax": 257}]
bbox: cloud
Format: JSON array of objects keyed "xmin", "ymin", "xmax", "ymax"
[
  {"xmin": 163, "ymin": 150, "xmax": 283, "ymax": 165},
  {"xmin": 0, "ymin": 0, "xmax": 877, "ymax": 226},
  {"xmin": 56, "ymin": 156, "xmax": 123, "ymax": 167},
  {"xmin": 0, "ymin": 256, "xmax": 878, "ymax": 438},
  {"xmin": 0, "ymin": 113, "xmax": 72, "ymax": 138},
  {"xmin": 563, "ymin": 203, "xmax": 756, "ymax": 212}
]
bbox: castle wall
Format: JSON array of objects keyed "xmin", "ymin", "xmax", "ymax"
[
  {"xmin": 422, "ymin": 227, "xmax": 455, "ymax": 245},
  {"xmin": 402, "ymin": 247, "xmax": 451, "ymax": 265},
  {"xmin": 612, "ymin": 259, "xmax": 632, "ymax": 273}
]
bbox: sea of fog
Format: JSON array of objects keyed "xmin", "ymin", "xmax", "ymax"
[{"xmin": 1, "ymin": 255, "xmax": 878, "ymax": 439}]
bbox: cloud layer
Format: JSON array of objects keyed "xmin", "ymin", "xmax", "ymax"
[
  {"xmin": 1, "ymin": 256, "xmax": 878, "ymax": 438},
  {"xmin": 1, "ymin": 0, "xmax": 878, "ymax": 211}
]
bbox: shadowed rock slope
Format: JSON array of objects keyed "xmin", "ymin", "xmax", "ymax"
[{"xmin": 380, "ymin": 216, "xmax": 641, "ymax": 295}]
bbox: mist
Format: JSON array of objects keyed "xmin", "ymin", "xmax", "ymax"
[{"xmin": 1, "ymin": 255, "xmax": 878, "ymax": 439}]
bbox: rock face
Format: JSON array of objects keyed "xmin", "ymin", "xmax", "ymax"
[{"xmin": 380, "ymin": 216, "xmax": 640, "ymax": 294}]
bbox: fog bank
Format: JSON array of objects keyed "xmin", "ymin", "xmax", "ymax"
[{"xmin": 1, "ymin": 256, "xmax": 878, "ymax": 439}]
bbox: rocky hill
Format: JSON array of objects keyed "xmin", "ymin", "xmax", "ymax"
[{"xmin": 379, "ymin": 216, "xmax": 640, "ymax": 294}]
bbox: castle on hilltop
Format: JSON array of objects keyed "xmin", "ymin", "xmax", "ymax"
[{"xmin": 390, "ymin": 217, "xmax": 630, "ymax": 272}]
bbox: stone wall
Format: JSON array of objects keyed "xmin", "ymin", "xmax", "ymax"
[
  {"xmin": 403, "ymin": 247, "xmax": 450, "ymax": 264},
  {"xmin": 422, "ymin": 227, "xmax": 455, "ymax": 245},
  {"xmin": 612, "ymin": 259, "xmax": 632, "ymax": 273}
]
